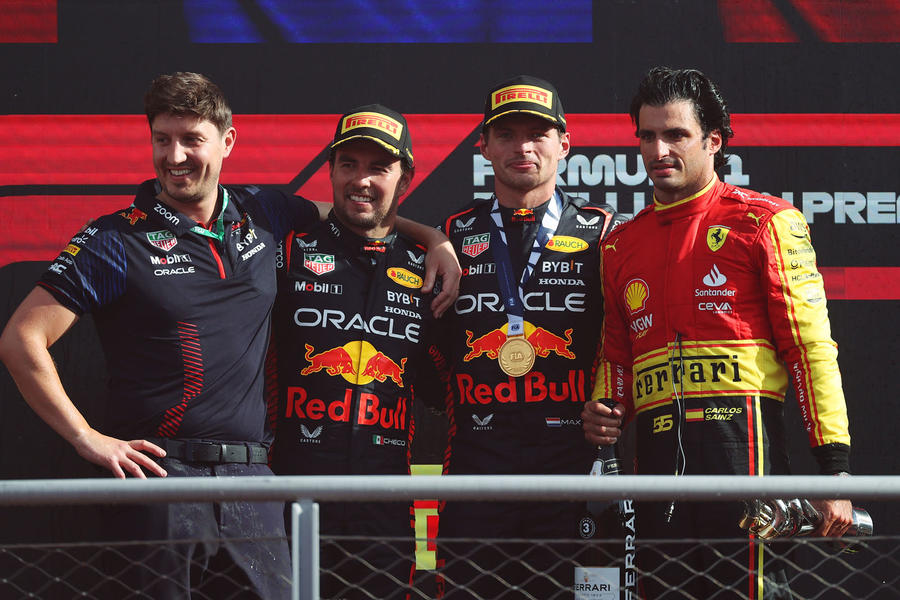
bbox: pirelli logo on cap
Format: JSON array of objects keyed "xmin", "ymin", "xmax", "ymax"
[
  {"xmin": 341, "ymin": 112, "xmax": 403, "ymax": 141},
  {"xmin": 491, "ymin": 85, "xmax": 553, "ymax": 110}
]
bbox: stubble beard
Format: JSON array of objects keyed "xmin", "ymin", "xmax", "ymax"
[{"xmin": 339, "ymin": 191, "xmax": 399, "ymax": 236}]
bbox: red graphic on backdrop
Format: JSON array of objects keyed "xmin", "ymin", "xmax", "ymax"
[
  {"xmin": 0, "ymin": 0, "xmax": 57, "ymax": 43},
  {"xmin": 1, "ymin": 113, "xmax": 898, "ymax": 300},
  {"xmin": 717, "ymin": 0, "xmax": 900, "ymax": 43}
]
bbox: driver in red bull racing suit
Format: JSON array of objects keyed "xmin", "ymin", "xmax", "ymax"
[
  {"xmin": 270, "ymin": 105, "xmax": 442, "ymax": 600},
  {"xmin": 434, "ymin": 76, "xmax": 627, "ymax": 599}
]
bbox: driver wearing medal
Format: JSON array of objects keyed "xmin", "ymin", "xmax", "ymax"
[{"xmin": 434, "ymin": 75, "xmax": 627, "ymax": 599}]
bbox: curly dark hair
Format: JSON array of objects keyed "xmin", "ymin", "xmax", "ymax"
[
  {"xmin": 144, "ymin": 72, "xmax": 232, "ymax": 134},
  {"xmin": 629, "ymin": 67, "xmax": 733, "ymax": 171}
]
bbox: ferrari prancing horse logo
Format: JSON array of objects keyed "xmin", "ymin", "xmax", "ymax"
[{"xmin": 706, "ymin": 225, "xmax": 731, "ymax": 252}]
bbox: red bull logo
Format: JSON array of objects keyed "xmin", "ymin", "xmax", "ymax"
[
  {"xmin": 455, "ymin": 370, "xmax": 587, "ymax": 404},
  {"xmin": 285, "ymin": 386, "xmax": 408, "ymax": 430},
  {"xmin": 301, "ymin": 343, "xmax": 356, "ymax": 376},
  {"xmin": 119, "ymin": 207, "xmax": 147, "ymax": 225},
  {"xmin": 361, "ymin": 351, "xmax": 407, "ymax": 387},
  {"xmin": 359, "ymin": 393, "xmax": 408, "ymax": 428},
  {"xmin": 301, "ymin": 341, "xmax": 408, "ymax": 388},
  {"xmin": 463, "ymin": 328, "xmax": 507, "ymax": 361},
  {"xmin": 527, "ymin": 327, "xmax": 575, "ymax": 359},
  {"xmin": 231, "ymin": 215, "xmax": 248, "ymax": 231},
  {"xmin": 364, "ymin": 240, "xmax": 387, "ymax": 253},
  {"xmin": 464, "ymin": 323, "xmax": 575, "ymax": 361},
  {"xmin": 511, "ymin": 208, "xmax": 535, "ymax": 223}
]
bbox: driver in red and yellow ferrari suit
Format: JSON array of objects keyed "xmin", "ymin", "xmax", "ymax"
[{"xmin": 585, "ymin": 67, "xmax": 852, "ymax": 600}]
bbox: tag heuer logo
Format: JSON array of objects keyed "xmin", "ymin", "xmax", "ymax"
[
  {"xmin": 461, "ymin": 233, "xmax": 490, "ymax": 258},
  {"xmin": 304, "ymin": 253, "xmax": 335, "ymax": 275},
  {"xmin": 146, "ymin": 230, "xmax": 178, "ymax": 251}
]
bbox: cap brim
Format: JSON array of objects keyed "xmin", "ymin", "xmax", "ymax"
[
  {"xmin": 331, "ymin": 134, "xmax": 402, "ymax": 157},
  {"xmin": 484, "ymin": 108, "xmax": 562, "ymax": 128}
]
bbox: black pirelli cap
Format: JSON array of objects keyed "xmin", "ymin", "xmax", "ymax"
[
  {"xmin": 331, "ymin": 104, "xmax": 414, "ymax": 168},
  {"xmin": 483, "ymin": 75, "xmax": 566, "ymax": 132}
]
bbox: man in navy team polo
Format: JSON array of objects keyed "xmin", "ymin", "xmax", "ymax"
[{"xmin": 0, "ymin": 72, "xmax": 459, "ymax": 599}]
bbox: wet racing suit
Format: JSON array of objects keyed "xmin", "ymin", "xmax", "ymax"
[
  {"xmin": 270, "ymin": 214, "xmax": 437, "ymax": 599},
  {"xmin": 592, "ymin": 177, "xmax": 851, "ymax": 599},
  {"xmin": 436, "ymin": 189, "xmax": 625, "ymax": 599},
  {"xmin": 37, "ymin": 178, "xmax": 319, "ymax": 599}
]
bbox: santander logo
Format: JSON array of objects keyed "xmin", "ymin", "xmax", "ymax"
[{"xmin": 702, "ymin": 264, "xmax": 727, "ymax": 287}]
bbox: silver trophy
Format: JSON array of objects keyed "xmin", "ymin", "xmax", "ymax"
[{"xmin": 739, "ymin": 498, "xmax": 873, "ymax": 550}]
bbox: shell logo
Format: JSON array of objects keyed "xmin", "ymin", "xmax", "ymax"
[{"xmin": 624, "ymin": 278, "xmax": 649, "ymax": 314}]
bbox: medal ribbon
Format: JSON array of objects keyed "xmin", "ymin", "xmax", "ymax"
[{"xmin": 487, "ymin": 192, "xmax": 562, "ymax": 337}]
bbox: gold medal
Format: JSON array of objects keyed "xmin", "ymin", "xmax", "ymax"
[{"xmin": 498, "ymin": 336, "xmax": 535, "ymax": 377}]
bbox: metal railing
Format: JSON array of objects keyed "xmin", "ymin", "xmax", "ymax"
[
  {"xmin": 1, "ymin": 475, "xmax": 898, "ymax": 599},
  {"xmin": 3, "ymin": 474, "xmax": 900, "ymax": 504}
]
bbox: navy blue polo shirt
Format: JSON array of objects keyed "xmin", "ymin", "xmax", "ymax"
[{"xmin": 39, "ymin": 179, "xmax": 318, "ymax": 443}]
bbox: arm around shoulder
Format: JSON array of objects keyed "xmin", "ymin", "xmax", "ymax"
[{"xmin": 396, "ymin": 217, "xmax": 461, "ymax": 317}]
